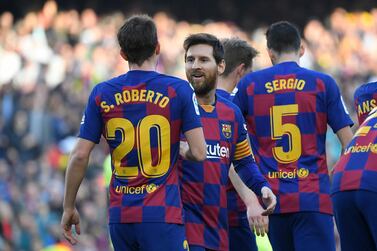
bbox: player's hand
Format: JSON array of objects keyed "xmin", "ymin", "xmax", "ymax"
[
  {"xmin": 179, "ymin": 140, "xmax": 190, "ymax": 159},
  {"xmin": 246, "ymin": 202, "xmax": 269, "ymax": 237},
  {"xmin": 261, "ymin": 186, "xmax": 276, "ymax": 216},
  {"xmin": 61, "ymin": 208, "xmax": 81, "ymax": 245}
]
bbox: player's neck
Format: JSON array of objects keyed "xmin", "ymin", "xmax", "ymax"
[
  {"xmin": 217, "ymin": 76, "xmax": 234, "ymax": 93},
  {"xmin": 128, "ymin": 58, "xmax": 158, "ymax": 72},
  {"xmin": 196, "ymin": 88, "xmax": 216, "ymax": 105},
  {"xmin": 273, "ymin": 53, "xmax": 300, "ymax": 65}
]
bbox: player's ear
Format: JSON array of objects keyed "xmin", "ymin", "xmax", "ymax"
[
  {"xmin": 155, "ymin": 42, "xmax": 161, "ymax": 55},
  {"xmin": 120, "ymin": 50, "xmax": 128, "ymax": 61},
  {"xmin": 299, "ymin": 44, "xmax": 305, "ymax": 58},
  {"xmin": 267, "ymin": 48, "xmax": 275, "ymax": 63},
  {"xmin": 218, "ymin": 59, "xmax": 225, "ymax": 75},
  {"xmin": 236, "ymin": 63, "xmax": 246, "ymax": 77}
]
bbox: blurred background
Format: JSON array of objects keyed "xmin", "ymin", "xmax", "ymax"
[{"xmin": 0, "ymin": 0, "xmax": 377, "ymax": 250}]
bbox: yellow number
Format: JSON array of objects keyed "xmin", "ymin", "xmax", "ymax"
[
  {"xmin": 106, "ymin": 115, "xmax": 171, "ymax": 179},
  {"xmin": 106, "ymin": 118, "xmax": 138, "ymax": 178},
  {"xmin": 270, "ymin": 104, "xmax": 302, "ymax": 163},
  {"xmin": 137, "ymin": 115, "xmax": 170, "ymax": 178}
]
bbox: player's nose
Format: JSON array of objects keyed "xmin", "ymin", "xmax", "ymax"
[{"xmin": 191, "ymin": 59, "xmax": 201, "ymax": 69}]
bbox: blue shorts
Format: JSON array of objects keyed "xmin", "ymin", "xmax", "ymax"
[
  {"xmin": 268, "ymin": 212, "xmax": 335, "ymax": 251},
  {"xmin": 229, "ymin": 226, "xmax": 258, "ymax": 251},
  {"xmin": 109, "ymin": 223, "xmax": 188, "ymax": 251},
  {"xmin": 332, "ymin": 190, "xmax": 377, "ymax": 251}
]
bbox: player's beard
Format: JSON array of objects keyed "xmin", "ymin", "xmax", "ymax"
[{"xmin": 187, "ymin": 69, "xmax": 217, "ymax": 97}]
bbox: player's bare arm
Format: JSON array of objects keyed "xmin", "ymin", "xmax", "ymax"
[
  {"xmin": 182, "ymin": 127, "xmax": 206, "ymax": 161},
  {"xmin": 336, "ymin": 126, "xmax": 353, "ymax": 151},
  {"xmin": 61, "ymin": 138, "xmax": 96, "ymax": 244}
]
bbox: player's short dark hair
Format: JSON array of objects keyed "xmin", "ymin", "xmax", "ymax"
[
  {"xmin": 266, "ymin": 21, "xmax": 301, "ymax": 54},
  {"xmin": 117, "ymin": 14, "xmax": 158, "ymax": 66},
  {"xmin": 221, "ymin": 38, "xmax": 259, "ymax": 76},
  {"xmin": 183, "ymin": 33, "xmax": 224, "ymax": 64}
]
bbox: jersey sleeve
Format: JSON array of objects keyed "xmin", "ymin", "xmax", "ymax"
[
  {"xmin": 233, "ymin": 106, "xmax": 252, "ymax": 158},
  {"xmin": 232, "ymin": 106, "xmax": 269, "ymax": 196},
  {"xmin": 325, "ymin": 76, "xmax": 354, "ymax": 132},
  {"xmin": 177, "ymin": 82, "xmax": 202, "ymax": 133},
  {"xmin": 79, "ymin": 86, "xmax": 103, "ymax": 143}
]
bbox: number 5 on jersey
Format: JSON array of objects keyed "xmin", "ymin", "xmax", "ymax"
[
  {"xmin": 270, "ymin": 104, "xmax": 302, "ymax": 164},
  {"xmin": 106, "ymin": 115, "xmax": 171, "ymax": 179}
]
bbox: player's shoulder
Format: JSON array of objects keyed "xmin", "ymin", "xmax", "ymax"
[
  {"xmin": 216, "ymin": 89, "xmax": 231, "ymax": 100},
  {"xmin": 238, "ymin": 66, "xmax": 277, "ymax": 89},
  {"xmin": 243, "ymin": 66, "xmax": 275, "ymax": 80},
  {"xmin": 89, "ymin": 79, "xmax": 111, "ymax": 95},
  {"xmin": 95, "ymin": 72, "xmax": 191, "ymax": 92},
  {"xmin": 293, "ymin": 66, "xmax": 340, "ymax": 93},
  {"xmin": 156, "ymin": 72, "xmax": 190, "ymax": 85},
  {"xmin": 94, "ymin": 74, "xmax": 126, "ymax": 90},
  {"xmin": 216, "ymin": 94, "xmax": 242, "ymax": 114},
  {"xmin": 299, "ymin": 66, "xmax": 334, "ymax": 81},
  {"xmin": 217, "ymin": 93, "xmax": 233, "ymax": 105},
  {"xmin": 156, "ymin": 73, "xmax": 195, "ymax": 95}
]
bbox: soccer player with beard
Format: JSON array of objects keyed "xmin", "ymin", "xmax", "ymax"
[
  {"xmin": 233, "ymin": 21, "xmax": 354, "ymax": 251},
  {"xmin": 61, "ymin": 15, "xmax": 207, "ymax": 251},
  {"xmin": 180, "ymin": 33, "xmax": 276, "ymax": 251},
  {"xmin": 331, "ymin": 81, "xmax": 377, "ymax": 251},
  {"xmin": 217, "ymin": 38, "xmax": 265, "ymax": 251}
]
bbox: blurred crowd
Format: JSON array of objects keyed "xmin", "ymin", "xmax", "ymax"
[{"xmin": 0, "ymin": 1, "xmax": 377, "ymax": 250}]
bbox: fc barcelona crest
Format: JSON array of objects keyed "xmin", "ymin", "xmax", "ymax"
[{"xmin": 221, "ymin": 124, "xmax": 232, "ymax": 138}]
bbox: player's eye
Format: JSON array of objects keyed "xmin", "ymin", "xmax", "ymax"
[{"xmin": 186, "ymin": 57, "xmax": 194, "ymax": 63}]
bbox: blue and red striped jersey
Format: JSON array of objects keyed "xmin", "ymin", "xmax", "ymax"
[
  {"xmin": 79, "ymin": 70, "xmax": 202, "ymax": 224},
  {"xmin": 180, "ymin": 95, "xmax": 267, "ymax": 251},
  {"xmin": 354, "ymin": 81, "xmax": 377, "ymax": 125},
  {"xmin": 332, "ymin": 108, "xmax": 377, "ymax": 194},
  {"xmin": 216, "ymin": 88, "xmax": 249, "ymax": 227},
  {"xmin": 234, "ymin": 61, "xmax": 353, "ymax": 215}
]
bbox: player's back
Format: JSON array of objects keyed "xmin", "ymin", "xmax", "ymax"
[
  {"xmin": 333, "ymin": 81, "xmax": 377, "ymax": 194},
  {"xmin": 234, "ymin": 61, "xmax": 353, "ymax": 214},
  {"xmin": 332, "ymin": 107, "xmax": 377, "ymax": 194},
  {"xmin": 81, "ymin": 70, "xmax": 200, "ymax": 224}
]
